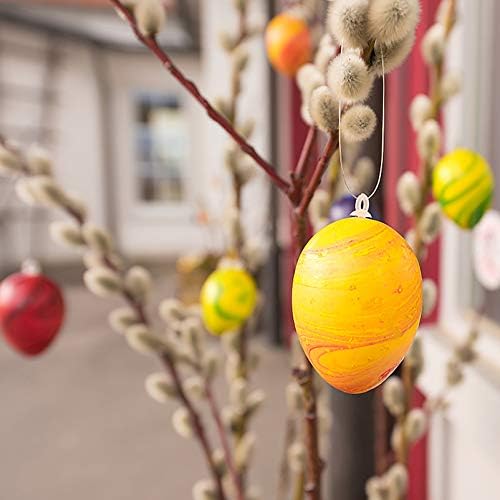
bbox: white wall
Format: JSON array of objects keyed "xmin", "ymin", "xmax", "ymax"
[
  {"xmin": 0, "ymin": 1, "xmax": 272, "ymax": 265},
  {"xmin": 0, "ymin": 22, "xmax": 107, "ymax": 268},
  {"xmin": 421, "ymin": 0, "xmax": 500, "ymax": 498}
]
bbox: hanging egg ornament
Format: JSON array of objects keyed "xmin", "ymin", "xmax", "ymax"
[
  {"xmin": 265, "ymin": 13, "xmax": 312, "ymax": 76},
  {"xmin": 200, "ymin": 267, "xmax": 257, "ymax": 335},
  {"xmin": 292, "ymin": 217, "xmax": 422, "ymax": 394},
  {"xmin": 433, "ymin": 148, "xmax": 494, "ymax": 229},
  {"xmin": 0, "ymin": 264, "xmax": 65, "ymax": 356}
]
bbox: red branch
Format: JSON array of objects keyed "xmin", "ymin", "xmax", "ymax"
[
  {"xmin": 297, "ymin": 134, "xmax": 338, "ymax": 216},
  {"xmin": 109, "ymin": 0, "xmax": 290, "ymax": 195},
  {"xmin": 205, "ymin": 384, "xmax": 245, "ymax": 500}
]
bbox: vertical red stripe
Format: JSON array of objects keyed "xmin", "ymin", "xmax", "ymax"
[{"xmin": 385, "ymin": 2, "xmax": 442, "ymax": 499}]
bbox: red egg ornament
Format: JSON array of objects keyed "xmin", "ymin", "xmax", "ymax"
[{"xmin": 0, "ymin": 268, "xmax": 65, "ymax": 356}]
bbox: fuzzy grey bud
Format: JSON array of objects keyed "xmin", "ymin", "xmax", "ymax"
[
  {"xmin": 328, "ymin": 51, "xmax": 373, "ymax": 102},
  {"xmin": 404, "ymin": 408, "xmax": 427, "ymax": 443},
  {"xmin": 382, "ymin": 376, "xmax": 406, "ymax": 416},
  {"xmin": 235, "ymin": 432, "xmax": 256, "ymax": 470},
  {"xmin": 159, "ymin": 298, "xmax": 185, "ymax": 323},
  {"xmin": 26, "ymin": 145, "xmax": 52, "ymax": 176},
  {"xmin": 49, "ymin": 221, "xmax": 85, "ymax": 248},
  {"xmin": 309, "ymin": 189, "xmax": 331, "ymax": 222},
  {"xmin": 192, "ymin": 479, "xmax": 217, "ymax": 500},
  {"xmin": 368, "ymin": 0, "xmax": 420, "ymax": 45},
  {"xmin": 287, "ymin": 441, "xmax": 306, "ymax": 473},
  {"xmin": 328, "ymin": 0, "xmax": 370, "ymax": 49},
  {"xmin": 108, "ymin": 307, "xmax": 138, "ymax": 334},
  {"xmin": 417, "ymin": 119, "xmax": 441, "ymax": 160},
  {"xmin": 422, "ymin": 278, "xmax": 437, "ymax": 318},
  {"xmin": 409, "ymin": 94, "xmax": 433, "ymax": 131},
  {"xmin": 245, "ymin": 389, "xmax": 266, "ymax": 416},
  {"xmin": 314, "ymin": 44, "xmax": 337, "ymax": 74},
  {"xmin": 397, "ymin": 171, "xmax": 421, "ymax": 216},
  {"xmin": 440, "ymin": 72, "xmax": 462, "ymax": 100},
  {"xmin": 15, "ymin": 178, "xmax": 38, "ymax": 205},
  {"xmin": 309, "ymin": 86, "xmax": 339, "ymax": 133},
  {"xmin": 125, "ymin": 324, "xmax": 168, "ymax": 355},
  {"xmin": 125, "ymin": 266, "xmax": 153, "ymax": 302},
  {"xmin": 172, "ymin": 407, "xmax": 193, "ymax": 439},
  {"xmin": 230, "ymin": 377, "xmax": 247, "ymax": 408},
  {"xmin": 340, "ymin": 104, "xmax": 377, "ymax": 143},
  {"xmin": 421, "ymin": 23, "xmax": 446, "ymax": 65},
  {"xmin": 81, "ymin": 223, "xmax": 112, "ymax": 254},
  {"xmin": 419, "ymin": 201, "xmax": 442, "ymax": 244},
  {"xmin": 371, "ymin": 30, "xmax": 416, "ymax": 76},
  {"xmin": 386, "ymin": 463, "xmax": 408, "ymax": 497},
  {"xmin": 297, "ymin": 64, "xmax": 325, "ymax": 102},
  {"xmin": 145, "ymin": 372, "xmax": 177, "ymax": 402},
  {"xmin": 406, "ymin": 337, "xmax": 424, "ymax": 379},
  {"xmin": 135, "ymin": 0, "xmax": 166, "ymax": 36},
  {"xmin": 27, "ymin": 175, "xmax": 66, "ymax": 208},
  {"xmin": 83, "ymin": 266, "xmax": 122, "ymax": 297},
  {"xmin": 390, "ymin": 424, "xmax": 403, "ymax": 453}
]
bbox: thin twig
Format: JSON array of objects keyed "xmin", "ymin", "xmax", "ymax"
[
  {"xmin": 206, "ymin": 384, "xmax": 245, "ymax": 500},
  {"xmin": 109, "ymin": 0, "xmax": 290, "ymax": 195},
  {"xmin": 297, "ymin": 134, "xmax": 339, "ymax": 217}
]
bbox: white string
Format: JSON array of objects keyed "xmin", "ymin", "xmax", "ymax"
[{"xmin": 338, "ymin": 45, "xmax": 386, "ymax": 203}]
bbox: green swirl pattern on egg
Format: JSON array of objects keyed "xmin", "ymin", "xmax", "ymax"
[
  {"xmin": 433, "ymin": 148, "xmax": 494, "ymax": 229},
  {"xmin": 200, "ymin": 267, "xmax": 257, "ymax": 335}
]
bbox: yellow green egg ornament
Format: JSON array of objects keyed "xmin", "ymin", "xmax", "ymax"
[
  {"xmin": 433, "ymin": 148, "xmax": 494, "ymax": 229},
  {"xmin": 292, "ymin": 216, "xmax": 423, "ymax": 394},
  {"xmin": 200, "ymin": 267, "xmax": 257, "ymax": 335}
]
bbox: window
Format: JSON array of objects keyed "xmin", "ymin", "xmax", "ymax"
[{"xmin": 134, "ymin": 92, "xmax": 188, "ymax": 203}]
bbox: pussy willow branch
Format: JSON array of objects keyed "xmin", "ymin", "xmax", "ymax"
[
  {"xmin": 108, "ymin": 3, "xmax": 343, "ymax": 498},
  {"xmin": 206, "ymin": 384, "xmax": 245, "ymax": 500},
  {"xmin": 220, "ymin": 1, "xmax": 257, "ymax": 491},
  {"xmin": 109, "ymin": 0, "xmax": 290, "ymax": 195},
  {"xmin": 397, "ymin": 0, "xmax": 457, "ymax": 478},
  {"xmin": 297, "ymin": 134, "xmax": 339, "ymax": 217},
  {"xmin": 1, "ymin": 141, "xmax": 228, "ymax": 500}
]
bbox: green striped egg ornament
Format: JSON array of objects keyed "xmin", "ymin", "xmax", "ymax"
[
  {"xmin": 433, "ymin": 148, "xmax": 494, "ymax": 229},
  {"xmin": 200, "ymin": 267, "xmax": 257, "ymax": 335}
]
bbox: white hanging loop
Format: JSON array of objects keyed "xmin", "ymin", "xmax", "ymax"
[{"xmin": 350, "ymin": 193, "xmax": 372, "ymax": 218}]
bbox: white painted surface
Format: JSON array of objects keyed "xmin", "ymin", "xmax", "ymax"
[
  {"xmin": 423, "ymin": 0, "xmax": 500, "ymax": 498},
  {"xmin": 0, "ymin": 1, "xmax": 271, "ymax": 263}
]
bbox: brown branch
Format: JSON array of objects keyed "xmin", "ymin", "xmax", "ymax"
[
  {"xmin": 205, "ymin": 384, "xmax": 245, "ymax": 500},
  {"xmin": 109, "ymin": 0, "xmax": 290, "ymax": 195},
  {"xmin": 296, "ymin": 134, "xmax": 338, "ymax": 217},
  {"xmin": 161, "ymin": 354, "xmax": 227, "ymax": 499},
  {"xmin": 289, "ymin": 126, "xmax": 319, "ymax": 204},
  {"xmin": 294, "ymin": 126, "xmax": 318, "ymax": 180},
  {"xmin": 293, "ymin": 365, "xmax": 322, "ymax": 500}
]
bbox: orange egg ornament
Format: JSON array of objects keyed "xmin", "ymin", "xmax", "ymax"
[
  {"xmin": 265, "ymin": 13, "xmax": 312, "ymax": 76},
  {"xmin": 292, "ymin": 217, "xmax": 422, "ymax": 394}
]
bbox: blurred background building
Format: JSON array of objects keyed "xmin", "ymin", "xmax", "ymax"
[{"xmin": 1, "ymin": 1, "xmax": 500, "ymax": 500}]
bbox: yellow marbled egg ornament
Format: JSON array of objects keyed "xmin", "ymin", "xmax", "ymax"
[
  {"xmin": 200, "ymin": 267, "xmax": 257, "ymax": 335},
  {"xmin": 292, "ymin": 218, "xmax": 423, "ymax": 394},
  {"xmin": 433, "ymin": 148, "xmax": 494, "ymax": 229}
]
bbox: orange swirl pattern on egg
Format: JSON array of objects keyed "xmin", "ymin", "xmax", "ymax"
[
  {"xmin": 292, "ymin": 218, "xmax": 422, "ymax": 394},
  {"xmin": 265, "ymin": 13, "xmax": 312, "ymax": 76}
]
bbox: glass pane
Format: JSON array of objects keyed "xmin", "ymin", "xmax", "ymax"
[{"xmin": 134, "ymin": 92, "xmax": 188, "ymax": 203}]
